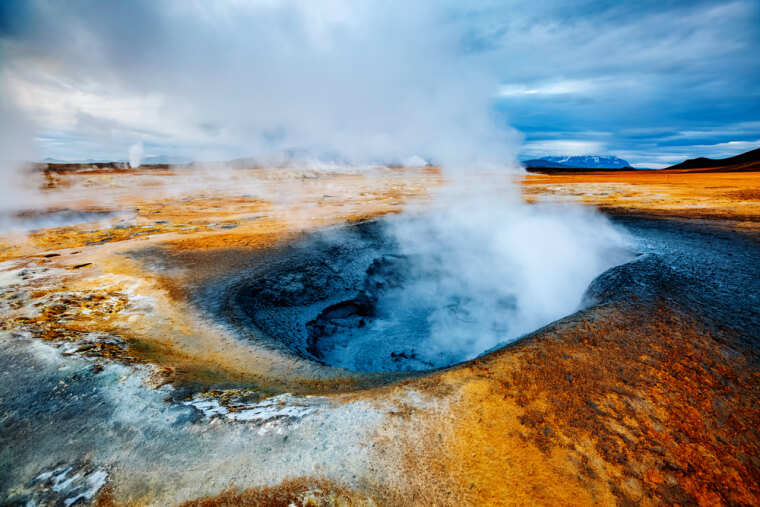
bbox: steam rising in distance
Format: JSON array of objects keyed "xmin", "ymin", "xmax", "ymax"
[{"xmin": 128, "ymin": 142, "xmax": 143, "ymax": 168}]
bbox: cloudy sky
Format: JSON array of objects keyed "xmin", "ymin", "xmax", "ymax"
[{"xmin": 1, "ymin": 0, "xmax": 758, "ymax": 168}]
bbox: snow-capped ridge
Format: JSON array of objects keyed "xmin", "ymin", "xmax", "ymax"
[{"xmin": 539, "ymin": 155, "xmax": 631, "ymax": 169}]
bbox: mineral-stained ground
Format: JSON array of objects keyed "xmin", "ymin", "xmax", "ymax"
[{"xmin": 1, "ymin": 164, "xmax": 758, "ymax": 506}]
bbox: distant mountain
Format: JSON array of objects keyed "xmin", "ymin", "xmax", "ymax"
[
  {"xmin": 41, "ymin": 155, "xmax": 193, "ymax": 165},
  {"xmin": 42, "ymin": 157, "xmax": 110, "ymax": 164},
  {"xmin": 538, "ymin": 155, "xmax": 632, "ymax": 169},
  {"xmin": 142, "ymin": 155, "xmax": 194, "ymax": 165},
  {"xmin": 522, "ymin": 159, "xmax": 571, "ymax": 169},
  {"xmin": 666, "ymin": 147, "xmax": 760, "ymax": 171},
  {"xmin": 522, "ymin": 155, "xmax": 632, "ymax": 171}
]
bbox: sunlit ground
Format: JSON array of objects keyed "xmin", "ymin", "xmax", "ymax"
[{"xmin": 0, "ymin": 164, "xmax": 758, "ymax": 505}]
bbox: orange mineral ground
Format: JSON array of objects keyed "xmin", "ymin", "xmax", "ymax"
[
  {"xmin": 522, "ymin": 168, "xmax": 760, "ymax": 234},
  {"xmin": 0, "ymin": 163, "xmax": 758, "ymax": 506}
]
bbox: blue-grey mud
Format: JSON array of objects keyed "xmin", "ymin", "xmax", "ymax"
[
  {"xmin": 204, "ymin": 215, "xmax": 627, "ymax": 374},
  {"xmin": 0, "ymin": 165, "xmax": 759, "ymax": 505}
]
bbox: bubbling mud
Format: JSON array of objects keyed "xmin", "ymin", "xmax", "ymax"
[{"xmin": 227, "ymin": 210, "xmax": 632, "ymax": 373}]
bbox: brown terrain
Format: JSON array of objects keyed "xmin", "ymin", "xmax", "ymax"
[
  {"xmin": 1, "ymin": 153, "xmax": 758, "ymax": 506},
  {"xmin": 522, "ymin": 148, "xmax": 760, "ymax": 235}
]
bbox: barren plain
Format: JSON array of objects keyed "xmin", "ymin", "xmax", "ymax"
[{"xmin": 1, "ymin": 163, "xmax": 758, "ymax": 506}]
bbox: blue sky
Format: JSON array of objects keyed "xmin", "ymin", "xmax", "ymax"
[{"xmin": 1, "ymin": 0, "xmax": 758, "ymax": 168}]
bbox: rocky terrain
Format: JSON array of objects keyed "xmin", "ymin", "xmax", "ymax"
[{"xmin": 0, "ymin": 162, "xmax": 758, "ymax": 505}]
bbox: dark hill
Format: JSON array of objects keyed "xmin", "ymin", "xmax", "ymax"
[{"xmin": 666, "ymin": 147, "xmax": 760, "ymax": 171}]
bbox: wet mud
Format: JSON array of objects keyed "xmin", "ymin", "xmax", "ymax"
[{"xmin": 203, "ymin": 219, "xmax": 531, "ymax": 374}]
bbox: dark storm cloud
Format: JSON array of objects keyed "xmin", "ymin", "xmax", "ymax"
[
  {"xmin": 480, "ymin": 0, "xmax": 760, "ymax": 165},
  {"xmin": 0, "ymin": 0, "xmax": 758, "ymax": 166}
]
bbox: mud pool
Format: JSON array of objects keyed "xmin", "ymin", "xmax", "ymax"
[{"xmin": 207, "ymin": 214, "xmax": 631, "ymax": 373}]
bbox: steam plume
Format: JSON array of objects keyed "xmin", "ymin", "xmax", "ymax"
[
  {"xmin": 1, "ymin": 1, "xmax": 519, "ymax": 166},
  {"xmin": 128, "ymin": 142, "xmax": 143, "ymax": 168}
]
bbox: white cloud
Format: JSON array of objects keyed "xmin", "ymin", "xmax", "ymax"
[
  {"xmin": 6, "ymin": 72, "xmax": 172, "ymax": 136},
  {"xmin": 1, "ymin": 0, "xmax": 521, "ymax": 167},
  {"xmin": 497, "ymin": 79, "xmax": 596, "ymax": 98},
  {"xmin": 522, "ymin": 139, "xmax": 606, "ymax": 157}
]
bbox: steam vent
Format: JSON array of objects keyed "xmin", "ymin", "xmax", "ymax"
[{"xmin": 2, "ymin": 2, "xmax": 760, "ymax": 506}]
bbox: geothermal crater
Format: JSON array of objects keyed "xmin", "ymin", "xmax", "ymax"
[
  {"xmin": 2, "ymin": 163, "xmax": 760, "ymax": 505},
  {"xmin": 224, "ymin": 217, "xmax": 623, "ymax": 372}
]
